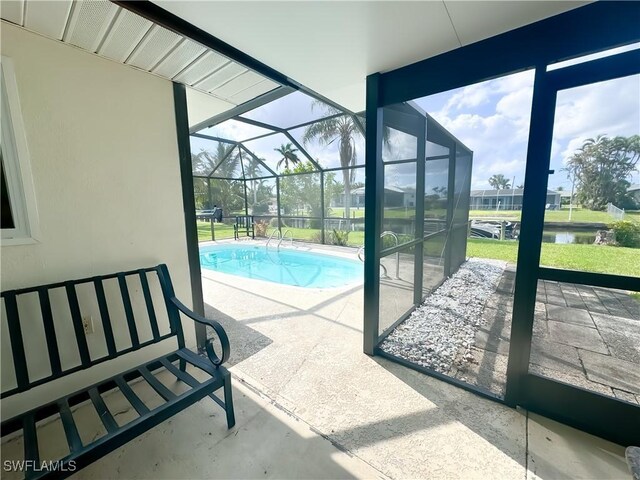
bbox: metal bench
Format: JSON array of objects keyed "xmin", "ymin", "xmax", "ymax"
[
  {"xmin": 233, "ymin": 215, "xmax": 255, "ymax": 240},
  {"xmin": 0, "ymin": 264, "xmax": 234, "ymax": 479},
  {"xmin": 628, "ymin": 446, "xmax": 640, "ymax": 480}
]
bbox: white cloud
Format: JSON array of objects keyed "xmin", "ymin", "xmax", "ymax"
[
  {"xmin": 416, "ymin": 69, "xmax": 639, "ymax": 191},
  {"xmin": 384, "ymin": 128, "xmax": 418, "ymax": 161},
  {"xmin": 443, "ymin": 82, "xmax": 492, "ymax": 113},
  {"xmin": 415, "ymin": 70, "xmax": 535, "ymax": 189},
  {"xmin": 551, "ymin": 74, "xmax": 640, "ymax": 168}
]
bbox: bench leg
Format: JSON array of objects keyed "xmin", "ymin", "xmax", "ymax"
[
  {"xmin": 179, "ymin": 358, "xmax": 186, "ymax": 372},
  {"xmin": 223, "ymin": 372, "xmax": 235, "ymax": 429}
]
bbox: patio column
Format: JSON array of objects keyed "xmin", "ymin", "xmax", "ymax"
[
  {"xmin": 363, "ymin": 73, "xmax": 383, "ymax": 355},
  {"xmin": 173, "ymin": 82, "xmax": 207, "ymax": 349}
]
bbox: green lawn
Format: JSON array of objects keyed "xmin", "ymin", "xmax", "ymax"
[
  {"xmin": 197, "ymin": 221, "xmax": 235, "ymax": 241},
  {"xmin": 330, "ymin": 207, "xmax": 412, "ymax": 219},
  {"xmin": 197, "ymin": 221, "xmax": 365, "ymax": 247},
  {"xmin": 268, "ymin": 227, "xmax": 365, "ymax": 247},
  {"xmin": 469, "ymin": 208, "xmax": 640, "ymax": 223},
  {"xmin": 467, "ymin": 238, "xmax": 640, "ymax": 277},
  {"xmin": 198, "ymin": 220, "xmax": 639, "ymax": 275},
  {"xmin": 329, "ymin": 207, "xmax": 640, "ymax": 224},
  {"xmin": 327, "ymin": 207, "xmax": 365, "ymax": 218}
]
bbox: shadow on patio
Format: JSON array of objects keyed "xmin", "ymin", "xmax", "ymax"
[
  {"xmin": 0, "ymin": 362, "xmax": 380, "ymax": 479},
  {"xmin": 199, "ymin": 262, "xmax": 629, "ymax": 479}
]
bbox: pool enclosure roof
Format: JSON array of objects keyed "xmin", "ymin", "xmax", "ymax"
[
  {"xmin": 190, "ymin": 91, "xmax": 474, "ymax": 182},
  {"xmin": 190, "ymin": 89, "xmax": 366, "ymax": 180}
]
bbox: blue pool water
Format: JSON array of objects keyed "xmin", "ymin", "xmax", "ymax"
[{"xmin": 200, "ymin": 244, "xmax": 363, "ymax": 288}]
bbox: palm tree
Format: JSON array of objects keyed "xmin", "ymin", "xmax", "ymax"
[
  {"xmin": 303, "ymin": 104, "xmax": 361, "ymax": 222},
  {"xmin": 193, "ymin": 144, "xmax": 244, "ymax": 214},
  {"xmin": 274, "ymin": 143, "xmax": 301, "ymax": 170},
  {"xmin": 488, "ymin": 174, "xmax": 511, "ymax": 190},
  {"xmin": 241, "ymin": 154, "xmax": 264, "ymax": 205},
  {"xmin": 192, "ymin": 142, "xmax": 238, "ymax": 178}
]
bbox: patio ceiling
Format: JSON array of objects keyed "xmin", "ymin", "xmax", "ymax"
[
  {"xmin": 0, "ymin": 0, "xmax": 282, "ymax": 127},
  {"xmin": 154, "ymin": 0, "xmax": 590, "ymax": 112}
]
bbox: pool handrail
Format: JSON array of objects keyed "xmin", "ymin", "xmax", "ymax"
[
  {"xmin": 357, "ymin": 245, "xmax": 389, "ymax": 278},
  {"xmin": 266, "ymin": 229, "xmax": 281, "ymax": 248},
  {"xmin": 278, "ymin": 229, "xmax": 294, "ymax": 249},
  {"xmin": 380, "ymin": 231, "xmax": 400, "ymax": 279}
]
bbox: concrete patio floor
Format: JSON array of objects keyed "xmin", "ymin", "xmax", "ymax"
[
  {"xmin": 1, "ymin": 368, "xmax": 380, "ymax": 480},
  {"xmin": 197, "ymin": 243, "xmax": 630, "ymax": 479},
  {"xmin": 0, "ymin": 243, "xmax": 632, "ymax": 479}
]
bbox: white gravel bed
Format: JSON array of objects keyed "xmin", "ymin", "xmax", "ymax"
[{"xmin": 380, "ymin": 258, "xmax": 506, "ymax": 373}]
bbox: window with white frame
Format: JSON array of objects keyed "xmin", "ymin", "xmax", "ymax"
[{"xmin": 1, "ymin": 56, "xmax": 39, "ymax": 244}]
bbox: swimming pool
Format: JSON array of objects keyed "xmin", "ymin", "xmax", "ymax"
[{"xmin": 199, "ymin": 244, "xmax": 363, "ymax": 288}]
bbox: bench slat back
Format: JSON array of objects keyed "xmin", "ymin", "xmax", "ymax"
[{"xmin": 0, "ymin": 264, "xmax": 183, "ymax": 398}]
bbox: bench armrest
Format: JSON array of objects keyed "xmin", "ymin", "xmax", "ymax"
[{"xmin": 170, "ymin": 297, "xmax": 230, "ymax": 367}]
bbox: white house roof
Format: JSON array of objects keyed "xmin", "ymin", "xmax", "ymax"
[
  {"xmin": 470, "ymin": 189, "xmax": 559, "ymax": 196},
  {"xmin": 352, "ymin": 186, "xmax": 415, "ymax": 195}
]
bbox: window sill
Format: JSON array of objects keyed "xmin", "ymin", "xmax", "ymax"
[{"xmin": 1, "ymin": 236, "xmax": 39, "ymax": 246}]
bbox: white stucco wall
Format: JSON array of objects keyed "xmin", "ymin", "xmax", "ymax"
[{"xmin": 0, "ymin": 23, "xmax": 196, "ymax": 418}]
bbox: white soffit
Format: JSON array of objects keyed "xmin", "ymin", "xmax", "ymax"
[
  {"xmin": 24, "ymin": 1, "xmax": 73, "ymax": 39},
  {"xmin": 0, "ymin": 0, "xmax": 280, "ymax": 113},
  {"xmin": 98, "ymin": 8, "xmax": 153, "ymax": 63},
  {"xmin": 0, "ymin": 0, "xmax": 24, "ymax": 25},
  {"xmin": 155, "ymin": 0, "xmax": 589, "ymax": 112},
  {"xmin": 174, "ymin": 50, "xmax": 228, "ymax": 86},
  {"xmin": 64, "ymin": 0, "xmax": 119, "ymax": 52}
]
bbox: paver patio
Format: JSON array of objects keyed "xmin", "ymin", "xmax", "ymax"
[{"xmin": 456, "ymin": 263, "xmax": 640, "ymax": 402}]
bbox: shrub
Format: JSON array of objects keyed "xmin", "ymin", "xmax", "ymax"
[
  {"xmin": 381, "ymin": 233, "xmax": 413, "ymax": 249},
  {"xmin": 610, "ymin": 220, "xmax": 640, "ymax": 248},
  {"xmin": 328, "ymin": 229, "xmax": 350, "ymax": 246},
  {"xmin": 254, "ymin": 220, "xmax": 269, "ymax": 237}
]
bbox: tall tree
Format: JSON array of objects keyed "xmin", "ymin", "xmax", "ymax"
[
  {"xmin": 303, "ymin": 104, "xmax": 362, "ymax": 222},
  {"xmin": 274, "ymin": 143, "xmax": 301, "ymax": 170},
  {"xmin": 279, "ymin": 161, "xmax": 323, "ymax": 224},
  {"xmin": 193, "ymin": 142, "xmax": 238, "ymax": 177},
  {"xmin": 194, "ymin": 144, "xmax": 244, "ymax": 214},
  {"xmin": 566, "ymin": 134, "xmax": 640, "ymax": 210},
  {"xmin": 192, "ymin": 143, "xmax": 239, "ymax": 210},
  {"xmin": 488, "ymin": 174, "xmax": 511, "ymax": 190},
  {"xmin": 241, "ymin": 153, "xmax": 261, "ymax": 205}
]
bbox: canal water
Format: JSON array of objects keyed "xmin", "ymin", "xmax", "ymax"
[{"xmin": 541, "ymin": 229, "xmax": 597, "ymax": 244}]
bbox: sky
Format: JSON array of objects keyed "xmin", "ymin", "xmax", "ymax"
[
  {"xmin": 191, "ymin": 91, "xmax": 365, "ymax": 175},
  {"xmin": 415, "ymin": 58, "xmax": 640, "ymax": 192}
]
